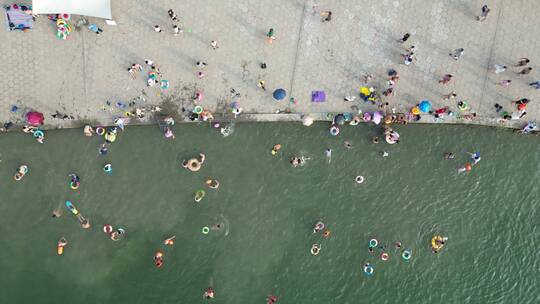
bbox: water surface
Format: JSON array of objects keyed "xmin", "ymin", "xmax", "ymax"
[{"xmin": 0, "ymin": 123, "xmax": 538, "ymax": 304}]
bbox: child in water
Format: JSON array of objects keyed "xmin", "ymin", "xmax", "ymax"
[{"xmin": 325, "ymin": 148, "xmax": 332, "ymax": 163}]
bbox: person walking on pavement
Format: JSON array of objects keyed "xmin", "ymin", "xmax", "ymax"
[
  {"xmin": 515, "ymin": 58, "xmax": 530, "ymax": 67},
  {"xmin": 443, "ymin": 91, "xmax": 457, "ymax": 100},
  {"xmin": 88, "ymin": 23, "xmax": 103, "ymax": 34},
  {"xmin": 493, "ymin": 64, "xmax": 507, "ymax": 74},
  {"xmin": 154, "ymin": 25, "xmax": 162, "ymax": 33},
  {"xmin": 498, "ymin": 79, "xmax": 512, "ymax": 87},
  {"xmin": 439, "ymin": 74, "xmax": 453, "ymax": 85},
  {"xmin": 449, "ymin": 48, "xmax": 464, "ymax": 60},
  {"xmin": 529, "ymin": 81, "xmax": 540, "ymax": 89},
  {"xmin": 258, "ymin": 80, "xmax": 267, "ymax": 91},
  {"xmin": 518, "ymin": 67, "xmax": 532, "ymax": 75},
  {"xmin": 477, "ymin": 5, "xmax": 490, "ymax": 22},
  {"xmin": 210, "ymin": 40, "xmax": 219, "ymax": 50}
]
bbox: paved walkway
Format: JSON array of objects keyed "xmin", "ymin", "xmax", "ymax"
[{"xmin": 1, "ymin": 0, "xmax": 539, "ymax": 129}]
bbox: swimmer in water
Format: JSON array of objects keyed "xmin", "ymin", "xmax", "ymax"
[
  {"xmin": 382, "ymin": 151, "xmax": 389, "ymax": 157},
  {"xmin": 110, "ymin": 228, "xmax": 125, "ymax": 241},
  {"xmin": 99, "ymin": 144, "xmax": 108, "ymax": 156},
  {"xmin": 51, "ymin": 209, "xmax": 61, "ymax": 218},
  {"xmin": 211, "ymin": 223, "xmax": 222, "ymax": 230},
  {"xmin": 323, "ymin": 230, "xmax": 331, "ymax": 238},
  {"xmin": 344, "ymin": 141, "xmax": 353, "ymax": 149},
  {"xmin": 468, "ymin": 151, "xmax": 481, "ymax": 164},
  {"xmin": 68, "ymin": 173, "xmax": 80, "ymax": 183},
  {"xmin": 355, "ymin": 175, "xmax": 365, "ymax": 184},
  {"xmin": 267, "ymin": 295, "xmax": 278, "ymax": 304},
  {"xmin": 395, "ymin": 242, "xmax": 402, "ymax": 249},
  {"xmin": 81, "ymin": 218, "xmax": 91, "ymax": 229},
  {"xmin": 372, "ymin": 136, "xmax": 379, "ymax": 144},
  {"xmin": 290, "ymin": 156, "xmax": 301, "ymax": 167},
  {"xmin": 164, "ymin": 235, "xmax": 176, "ymax": 245},
  {"xmin": 325, "ymin": 148, "xmax": 332, "ymax": 163},
  {"xmin": 205, "ymin": 179, "xmax": 220, "ymax": 189},
  {"xmin": 311, "ymin": 244, "xmax": 321, "ymax": 255},
  {"xmin": 154, "ymin": 251, "xmax": 164, "ymax": 267},
  {"xmin": 444, "ymin": 152, "xmax": 455, "ymax": 160},
  {"xmin": 313, "ymin": 221, "xmax": 325, "ymax": 233},
  {"xmin": 203, "ymin": 288, "xmax": 215, "ymax": 299},
  {"xmin": 271, "ymin": 144, "xmax": 282, "ymax": 155},
  {"xmin": 457, "ymin": 163, "xmax": 472, "ymax": 173}
]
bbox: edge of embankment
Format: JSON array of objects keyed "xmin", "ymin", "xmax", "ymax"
[{"xmin": 13, "ymin": 112, "xmax": 526, "ymax": 133}]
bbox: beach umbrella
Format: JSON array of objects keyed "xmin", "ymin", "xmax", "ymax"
[
  {"xmin": 419, "ymin": 100, "xmax": 431, "ymax": 113},
  {"xmin": 273, "ymin": 88, "xmax": 286, "ymax": 100},
  {"xmin": 26, "ymin": 111, "xmax": 44, "ymax": 126},
  {"xmin": 372, "ymin": 111, "xmax": 383, "ymax": 125}
]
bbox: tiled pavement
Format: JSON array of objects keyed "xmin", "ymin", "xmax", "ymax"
[{"xmin": 1, "ymin": 0, "xmax": 538, "ymax": 129}]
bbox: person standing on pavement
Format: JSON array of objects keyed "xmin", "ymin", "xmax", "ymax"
[
  {"xmin": 168, "ymin": 9, "xmax": 178, "ymax": 22},
  {"xmin": 477, "ymin": 5, "xmax": 490, "ymax": 22},
  {"xmin": 173, "ymin": 25, "xmax": 182, "ymax": 35},
  {"xmin": 154, "ymin": 25, "xmax": 162, "ymax": 33},
  {"xmin": 398, "ymin": 33, "xmax": 410, "ymax": 43},
  {"xmin": 267, "ymin": 28, "xmax": 276, "ymax": 43}
]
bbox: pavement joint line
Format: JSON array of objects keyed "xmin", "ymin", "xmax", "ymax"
[
  {"xmin": 288, "ymin": 0, "xmax": 308, "ymax": 103},
  {"xmin": 478, "ymin": 2, "xmax": 504, "ymax": 116}
]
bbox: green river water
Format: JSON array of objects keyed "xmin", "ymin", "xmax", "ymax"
[{"xmin": 0, "ymin": 123, "xmax": 538, "ymax": 304}]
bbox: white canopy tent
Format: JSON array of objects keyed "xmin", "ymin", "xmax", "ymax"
[{"xmin": 32, "ymin": 0, "xmax": 112, "ymax": 19}]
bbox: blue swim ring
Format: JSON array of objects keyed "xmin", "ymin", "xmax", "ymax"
[
  {"xmin": 33, "ymin": 130, "xmax": 44, "ymax": 138},
  {"xmin": 363, "ymin": 264, "xmax": 374, "ymax": 276},
  {"xmin": 402, "ymin": 250, "xmax": 412, "ymax": 261},
  {"xmin": 369, "ymin": 239, "xmax": 378, "ymax": 248}
]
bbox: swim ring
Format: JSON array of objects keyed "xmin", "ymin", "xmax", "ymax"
[
  {"xmin": 70, "ymin": 180, "xmax": 80, "ymax": 190},
  {"xmin": 330, "ymin": 125, "xmax": 340, "ymax": 136},
  {"xmin": 355, "ymin": 175, "xmax": 365, "ymax": 184},
  {"xmin": 194, "ymin": 106, "xmax": 204, "ymax": 115},
  {"xmin": 103, "ymin": 224, "xmax": 113, "ymax": 234},
  {"xmin": 194, "ymin": 190, "xmax": 206, "ymax": 202},
  {"xmin": 202, "ymin": 226, "xmax": 210, "ymax": 234},
  {"xmin": 431, "ymin": 235, "xmax": 447, "ymax": 252},
  {"xmin": 363, "ymin": 264, "xmax": 374, "ymax": 276},
  {"xmin": 103, "ymin": 164, "xmax": 112, "ymax": 174},
  {"xmin": 105, "ymin": 131, "xmax": 116, "ymax": 143},
  {"xmin": 96, "ymin": 127, "xmax": 105, "ymax": 136},
  {"xmin": 402, "ymin": 250, "xmax": 412, "ymax": 261},
  {"xmin": 458, "ymin": 101, "xmax": 469, "ymax": 111},
  {"xmin": 369, "ymin": 239, "xmax": 378, "ymax": 248},
  {"xmin": 363, "ymin": 112, "xmax": 372, "ymax": 122},
  {"xmin": 350, "ymin": 116, "xmax": 361, "ymax": 126},
  {"xmin": 185, "ymin": 158, "xmax": 202, "ymax": 172},
  {"xmin": 311, "ymin": 244, "xmax": 321, "ymax": 256},
  {"xmin": 380, "ymin": 252, "xmax": 389, "ymax": 261},
  {"xmin": 13, "ymin": 165, "xmax": 28, "ymax": 181},
  {"xmin": 33, "ymin": 130, "xmax": 44, "ymax": 138}
]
